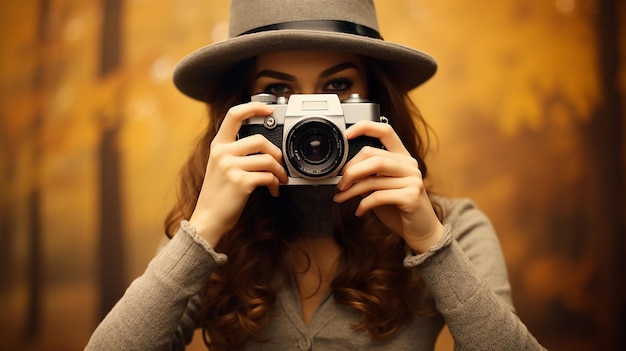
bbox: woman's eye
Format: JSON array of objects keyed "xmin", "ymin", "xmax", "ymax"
[
  {"xmin": 323, "ymin": 79, "xmax": 353, "ymax": 93},
  {"xmin": 264, "ymin": 84, "xmax": 292, "ymax": 96}
]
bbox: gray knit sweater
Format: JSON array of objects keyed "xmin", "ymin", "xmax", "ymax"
[{"xmin": 85, "ymin": 197, "xmax": 545, "ymax": 350}]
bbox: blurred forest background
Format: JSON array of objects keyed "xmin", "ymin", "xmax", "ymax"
[{"xmin": 0, "ymin": 0, "xmax": 624, "ymax": 350}]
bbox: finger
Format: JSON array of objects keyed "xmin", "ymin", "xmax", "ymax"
[
  {"xmin": 345, "ymin": 145, "xmax": 405, "ymax": 167},
  {"xmin": 226, "ymin": 133, "xmax": 283, "ymax": 162},
  {"xmin": 354, "ymin": 188, "xmax": 418, "ymax": 217},
  {"xmin": 344, "ymin": 147, "xmax": 417, "ymax": 174},
  {"xmin": 246, "ymin": 171, "xmax": 283, "ymax": 197},
  {"xmin": 229, "ymin": 169, "xmax": 285, "ymax": 197},
  {"xmin": 345, "ymin": 120, "xmax": 409, "ymax": 155},
  {"xmin": 267, "ymin": 176, "xmax": 282, "ymax": 197},
  {"xmin": 234, "ymin": 153, "xmax": 288, "ymax": 184},
  {"xmin": 214, "ymin": 102, "xmax": 274, "ymax": 143},
  {"xmin": 340, "ymin": 153, "xmax": 418, "ymax": 190},
  {"xmin": 334, "ymin": 175, "xmax": 412, "ymax": 203}
]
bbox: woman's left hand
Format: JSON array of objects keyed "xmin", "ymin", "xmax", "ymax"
[{"xmin": 333, "ymin": 120, "xmax": 444, "ymax": 253}]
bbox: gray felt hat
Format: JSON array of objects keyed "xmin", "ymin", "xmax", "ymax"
[{"xmin": 173, "ymin": 0, "xmax": 437, "ymax": 102}]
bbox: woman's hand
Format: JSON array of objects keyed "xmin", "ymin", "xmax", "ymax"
[
  {"xmin": 333, "ymin": 121, "xmax": 443, "ymax": 253},
  {"xmin": 189, "ymin": 102, "xmax": 288, "ymax": 246}
]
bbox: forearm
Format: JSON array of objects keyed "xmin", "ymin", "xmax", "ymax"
[
  {"xmin": 415, "ymin": 240, "xmax": 545, "ymax": 350},
  {"xmin": 85, "ymin": 222, "xmax": 226, "ymax": 350}
]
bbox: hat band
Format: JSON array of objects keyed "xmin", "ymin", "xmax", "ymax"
[{"xmin": 239, "ymin": 20, "xmax": 383, "ymax": 40}]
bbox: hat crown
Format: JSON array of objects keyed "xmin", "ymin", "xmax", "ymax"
[
  {"xmin": 229, "ymin": 0, "xmax": 380, "ymax": 38},
  {"xmin": 174, "ymin": 0, "xmax": 436, "ymax": 102}
]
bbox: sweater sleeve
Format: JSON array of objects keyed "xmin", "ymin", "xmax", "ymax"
[
  {"xmin": 84, "ymin": 221, "xmax": 227, "ymax": 351},
  {"xmin": 407, "ymin": 198, "xmax": 545, "ymax": 350}
]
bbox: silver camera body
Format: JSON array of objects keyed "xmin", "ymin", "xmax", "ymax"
[{"xmin": 239, "ymin": 93, "xmax": 387, "ymax": 185}]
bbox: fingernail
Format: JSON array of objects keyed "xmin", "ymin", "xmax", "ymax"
[{"xmin": 336, "ymin": 179, "xmax": 344, "ymax": 190}]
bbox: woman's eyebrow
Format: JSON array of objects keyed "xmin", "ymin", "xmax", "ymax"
[
  {"xmin": 318, "ymin": 62, "xmax": 359, "ymax": 78},
  {"xmin": 255, "ymin": 70, "xmax": 296, "ymax": 81}
]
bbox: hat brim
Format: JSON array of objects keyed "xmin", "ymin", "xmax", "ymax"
[{"xmin": 173, "ymin": 30, "xmax": 437, "ymax": 102}]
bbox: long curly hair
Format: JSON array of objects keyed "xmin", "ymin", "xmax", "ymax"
[{"xmin": 164, "ymin": 57, "xmax": 441, "ymax": 350}]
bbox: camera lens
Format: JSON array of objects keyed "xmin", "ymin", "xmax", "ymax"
[
  {"xmin": 285, "ymin": 117, "xmax": 347, "ymax": 178},
  {"xmin": 301, "ymin": 134, "xmax": 331, "ymax": 164}
]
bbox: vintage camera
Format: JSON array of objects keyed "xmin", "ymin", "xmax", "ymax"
[{"xmin": 238, "ymin": 93, "xmax": 388, "ymax": 185}]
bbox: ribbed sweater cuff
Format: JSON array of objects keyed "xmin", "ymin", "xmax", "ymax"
[
  {"xmin": 179, "ymin": 220, "xmax": 228, "ymax": 265},
  {"xmin": 403, "ymin": 224, "xmax": 453, "ymax": 267}
]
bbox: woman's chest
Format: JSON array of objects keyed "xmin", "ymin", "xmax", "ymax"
[{"xmin": 239, "ymin": 284, "xmax": 444, "ymax": 351}]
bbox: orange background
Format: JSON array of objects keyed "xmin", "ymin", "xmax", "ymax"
[{"xmin": 0, "ymin": 0, "xmax": 624, "ymax": 350}]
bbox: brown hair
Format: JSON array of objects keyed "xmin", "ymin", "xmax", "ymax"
[{"xmin": 164, "ymin": 57, "xmax": 440, "ymax": 350}]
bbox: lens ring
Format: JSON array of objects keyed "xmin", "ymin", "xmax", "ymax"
[{"xmin": 285, "ymin": 117, "xmax": 346, "ymax": 178}]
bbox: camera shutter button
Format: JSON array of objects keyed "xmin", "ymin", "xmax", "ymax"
[{"xmin": 264, "ymin": 115, "xmax": 277, "ymax": 129}]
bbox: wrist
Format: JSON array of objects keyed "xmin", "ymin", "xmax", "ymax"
[
  {"xmin": 188, "ymin": 212, "xmax": 224, "ymax": 248},
  {"xmin": 406, "ymin": 224, "xmax": 445, "ymax": 254},
  {"xmin": 403, "ymin": 224, "xmax": 453, "ymax": 267},
  {"xmin": 180, "ymin": 220, "xmax": 228, "ymax": 265}
]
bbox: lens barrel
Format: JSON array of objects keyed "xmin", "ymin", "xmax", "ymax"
[{"xmin": 285, "ymin": 117, "xmax": 346, "ymax": 178}]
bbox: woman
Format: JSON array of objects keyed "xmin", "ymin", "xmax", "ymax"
[{"xmin": 86, "ymin": 0, "xmax": 545, "ymax": 350}]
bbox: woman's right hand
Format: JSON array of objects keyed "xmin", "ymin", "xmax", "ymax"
[{"xmin": 188, "ymin": 102, "xmax": 288, "ymax": 246}]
